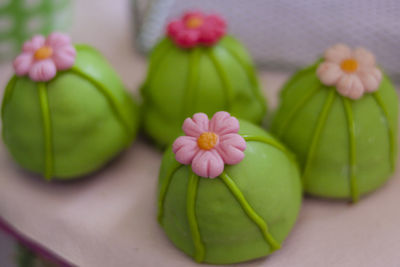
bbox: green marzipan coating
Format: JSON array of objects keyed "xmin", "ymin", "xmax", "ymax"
[
  {"xmin": 186, "ymin": 172, "xmax": 205, "ymax": 262},
  {"xmin": 341, "ymin": 96, "xmax": 359, "ymax": 202},
  {"xmin": 141, "ymin": 36, "xmax": 267, "ymax": 147},
  {"xmin": 271, "ymin": 62, "xmax": 398, "ymax": 201},
  {"xmin": 1, "ymin": 45, "xmax": 139, "ymax": 179},
  {"xmin": 158, "ymin": 120, "xmax": 301, "ymax": 264}
]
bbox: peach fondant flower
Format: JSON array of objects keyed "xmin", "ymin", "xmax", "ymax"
[
  {"xmin": 13, "ymin": 32, "xmax": 76, "ymax": 82},
  {"xmin": 317, "ymin": 44, "xmax": 382, "ymax": 100},
  {"xmin": 173, "ymin": 112, "xmax": 246, "ymax": 178},
  {"xmin": 167, "ymin": 11, "xmax": 226, "ymax": 48}
]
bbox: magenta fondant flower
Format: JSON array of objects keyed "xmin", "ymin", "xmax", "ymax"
[
  {"xmin": 167, "ymin": 11, "xmax": 226, "ymax": 48},
  {"xmin": 13, "ymin": 32, "xmax": 76, "ymax": 82},
  {"xmin": 173, "ymin": 112, "xmax": 246, "ymax": 178},
  {"xmin": 317, "ymin": 44, "xmax": 382, "ymax": 100}
]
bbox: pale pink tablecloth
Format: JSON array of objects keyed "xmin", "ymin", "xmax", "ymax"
[{"xmin": 0, "ymin": 0, "xmax": 399, "ymax": 266}]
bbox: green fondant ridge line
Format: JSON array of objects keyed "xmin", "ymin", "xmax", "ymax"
[
  {"xmin": 276, "ymin": 83, "xmax": 320, "ymax": 137},
  {"xmin": 221, "ymin": 45, "xmax": 267, "ymax": 115},
  {"xmin": 219, "ymin": 171, "xmax": 281, "ymax": 251},
  {"xmin": 1, "ymin": 75, "xmax": 17, "ymax": 117},
  {"xmin": 302, "ymin": 88, "xmax": 336, "ymax": 185},
  {"xmin": 187, "ymin": 171, "xmax": 205, "ymax": 263},
  {"xmin": 37, "ymin": 82, "xmax": 54, "ymax": 180},
  {"xmin": 208, "ymin": 47, "xmax": 234, "ymax": 111},
  {"xmin": 157, "ymin": 162, "xmax": 183, "ymax": 223},
  {"xmin": 373, "ymin": 92, "xmax": 396, "ymax": 172},
  {"xmin": 70, "ymin": 67, "xmax": 133, "ymax": 139},
  {"xmin": 342, "ymin": 97, "xmax": 359, "ymax": 202},
  {"xmin": 182, "ymin": 48, "xmax": 201, "ymax": 118},
  {"xmin": 242, "ymin": 135, "xmax": 294, "ymax": 163}
]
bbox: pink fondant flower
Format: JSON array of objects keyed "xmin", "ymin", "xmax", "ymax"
[
  {"xmin": 167, "ymin": 11, "xmax": 226, "ymax": 48},
  {"xmin": 13, "ymin": 32, "xmax": 76, "ymax": 82},
  {"xmin": 173, "ymin": 112, "xmax": 246, "ymax": 178},
  {"xmin": 317, "ymin": 44, "xmax": 382, "ymax": 100}
]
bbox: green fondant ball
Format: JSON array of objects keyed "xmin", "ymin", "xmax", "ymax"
[
  {"xmin": 141, "ymin": 36, "xmax": 267, "ymax": 147},
  {"xmin": 158, "ymin": 120, "xmax": 301, "ymax": 264},
  {"xmin": 1, "ymin": 45, "xmax": 139, "ymax": 180},
  {"xmin": 271, "ymin": 62, "xmax": 398, "ymax": 201}
]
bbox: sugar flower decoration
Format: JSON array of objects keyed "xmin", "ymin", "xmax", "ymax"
[
  {"xmin": 13, "ymin": 32, "xmax": 76, "ymax": 82},
  {"xmin": 173, "ymin": 112, "xmax": 246, "ymax": 178},
  {"xmin": 167, "ymin": 11, "xmax": 226, "ymax": 48},
  {"xmin": 317, "ymin": 44, "xmax": 382, "ymax": 100}
]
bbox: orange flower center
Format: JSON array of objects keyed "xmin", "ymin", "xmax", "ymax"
[
  {"xmin": 340, "ymin": 58, "xmax": 358, "ymax": 73},
  {"xmin": 197, "ymin": 132, "xmax": 218, "ymax": 150},
  {"xmin": 186, "ymin": 17, "xmax": 204, "ymax": 29},
  {"xmin": 34, "ymin": 46, "xmax": 53, "ymax": 60}
]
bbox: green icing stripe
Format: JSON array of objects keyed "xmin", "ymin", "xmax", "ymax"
[
  {"xmin": 1, "ymin": 75, "xmax": 17, "ymax": 117},
  {"xmin": 187, "ymin": 171, "xmax": 205, "ymax": 263},
  {"xmin": 219, "ymin": 171, "xmax": 281, "ymax": 251},
  {"xmin": 157, "ymin": 162, "xmax": 183, "ymax": 223},
  {"xmin": 37, "ymin": 82, "xmax": 54, "ymax": 181},
  {"xmin": 302, "ymin": 88, "xmax": 336, "ymax": 185},
  {"xmin": 182, "ymin": 48, "xmax": 201, "ymax": 118},
  {"xmin": 373, "ymin": 92, "xmax": 396, "ymax": 172},
  {"xmin": 208, "ymin": 47, "xmax": 234, "ymax": 110},
  {"xmin": 242, "ymin": 135, "xmax": 294, "ymax": 163},
  {"xmin": 221, "ymin": 45, "xmax": 267, "ymax": 115},
  {"xmin": 70, "ymin": 67, "xmax": 133, "ymax": 138},
  {"xmin": 276, "ymin": 83, "xmax": 320, "ymax": 138},
  {"xmin": 342, "ymin": 97, "xmax": 359, "ymax": 202}
]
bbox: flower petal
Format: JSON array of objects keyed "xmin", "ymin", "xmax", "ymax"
[
  {"xmin": 172, "ymin": 136, "xmax": 199, "ymax": 164},
  {"xmin": 28, "ymin": 59, "xmax": 57, "ymax": 82},
  {"xmin": 52, "ymin": 45, "xmax": 76, "ymax": 70},
  {"xmin": 358, "ymin": 67, "xmax": 382, "ymax": 93},
  {"xmin": 324, "ymin": 43, "xmax": 352, "ymax": 63},
  {"xmin": 209, "ymin": 111, "xmax": 239, "ymax": 135},
  {"xmin": 317, "ymin": 62, "xmax": 343, "ymax": 86},
  {"xmin": 353, "ymin": 47, "xmax": 376, "ymax": 68},
  {"xmin": 215, "ymin": 133, "xmax": 246, "ymax": 164},
  {"xmin": 175, "ymin": 30, "xmax": 200, "ymax": 48},
  {"xmin": 182, "ymin": 113, "xmax": 209, "ymax": 137},
  {"xmin": 337, "ymin": 74, "xmax": 364, "ymax": 100},
  {"xmin": 23, "ymin": 35, "xmax": 45, "ymax": 53},
  {"xmin": 167, "ymin": 20, "xmax": 185, "ymax": 37},
  {"xmin": 13, "ymin": 52, "xmax": 33, "ymax": 76},
  {"xmin": 199, "ymin": 15, "xmax": 226, "ymax": 45},
  {"xmin": 192, "ymin": 149, "xmax": 224, "ymax": 178},
  {"xmin": 45, "ymin": 32, "xmax": 72, "ymax": 49}
]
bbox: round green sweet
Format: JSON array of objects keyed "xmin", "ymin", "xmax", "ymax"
[
  {"xmin": 158, "ymin": 120, "xmax": 302, "ymax": 264},
  {"xmin": 271, "ymin": 62, "xmax": 398, "ymax": 201},
  {"xmin": 1, "ymin": 45, "xmax": 139, "ymax": 180},
  {"xmin": 141, "ymin": 36, "xmax": 267, "ymax": 147}
]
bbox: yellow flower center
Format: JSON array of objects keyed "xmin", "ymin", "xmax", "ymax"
[
  {"xmin": 34, "ymin": 46, "xmax": 53, "ymax": 60},
  {"xmin": 197, "ymin": 132, "xmax": 218, "ymax": 150},
  {"xmin": 186, "ymin": 17, "xmax": 204, "ymax": 29},
  {"xmin": 340, "ymin": 58, "xmax": 358, "ymax": 73}
]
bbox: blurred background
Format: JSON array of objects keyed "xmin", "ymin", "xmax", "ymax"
[
  {"xmin": 134, "ymin": 0, "xmax": 400, "ymax": 80},
  {"xmin": 1, "ymin": 0, "xmax": 399, "ymax": 266}
]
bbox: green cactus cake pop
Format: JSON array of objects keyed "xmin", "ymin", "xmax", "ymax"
[
  {"xmin": 271, "ymin": 44, "xmax": 398, "ymax": 202},
  {"xmin": 2, "ymin": 32, "xmax": 139, "ymax": 180},
  {"xmin": 141, "ymin": 11, "xmax": 266, "ymax": 147},
  {"xmin": 158, "ymin": 112, "xmax": 301, "ymax": 264}
]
